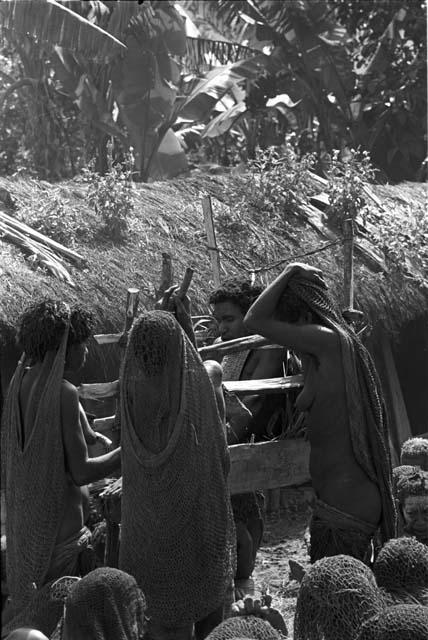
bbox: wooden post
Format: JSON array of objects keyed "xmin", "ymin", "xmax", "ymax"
[
  {"xmin": 343, "ymin": 218, "xmax": 355, "ymax": 310},
  {"xmin": 156, "ymin": 253, "xmax": 173, "ymax": 299},
  {"xmin": 177, "ymin": 267, "xmax": 194, "ymax": 299},
  {"xmin": 202, "ymin": 196, "xmax": 221, "ymax": 287},
  {"xmin": 124, "ymin": 288, "xmax": 139, "ymax": 333}
]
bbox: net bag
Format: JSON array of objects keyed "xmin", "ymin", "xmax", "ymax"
[
  {"xmin": 355, "ymin": 604, "xmax": 428, "ymax": 639},
  {"xmin": 293, "ymin": 555, "xmax": 385, "ymax": 640},
  {"xmin": 373, "ymin": 537, "xmax": 428, "ymax": 605},
  {"xmin": 206, "ymin": 616, "xmax": 284, "ymax": 639}
]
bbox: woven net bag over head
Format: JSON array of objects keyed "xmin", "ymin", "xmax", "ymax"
[
  {"xmin": 373, "ymin": 537, "xmax": 428, "ymax": 605},
  {"xmin": 293, "ymin": 554, "xmax": 385, "ymax": 640},
  {"xmin": 206, "ymin": 616, "xmax": 284, "ymax": 639},
  {"xmin": 355, "ymin": 604, "xmax": 428, "ymax": 639}
]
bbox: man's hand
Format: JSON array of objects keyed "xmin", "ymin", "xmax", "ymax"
[{"xmin": 285, "ymin": 262, "xmax": 327, "ymax": 289}]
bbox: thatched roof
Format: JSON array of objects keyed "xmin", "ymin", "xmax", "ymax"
[{"xmin": 0, "ymin": 171, "xmax": 427, "ymax": 347}]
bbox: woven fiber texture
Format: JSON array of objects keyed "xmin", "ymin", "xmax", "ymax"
[
  {"xmin": 206, "ymin": 616, "xmax": 284, "ymax": 639},
  {"xmin": 119, "ymin": 310, "xmax": 236, "ymax": 627},
  {"xmin": 1, "ymin": 325, "xmax": 69, "ymax": 623},
  {"xmin": 373, "ymin": 537, "xmax": 428, "ymax": 606},
  {"xmin": 1, "ymin": 580, "xmax": 63, "ymax": 638},
  {"xmin": 286, "ymin": 276, "xmax": 396, "ymax": 544},
  {"xmin": 57, "ymin": 568, "xmax": 146, "ymax": 640},
  {"xmin": 355, "ymin": 604, "xmax": 428, "ymax": 639},
  {"xmin": 293, "ymin": 554, "xmax": 385, "ymax": 640}
]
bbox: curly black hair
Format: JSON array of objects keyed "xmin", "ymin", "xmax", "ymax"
[
  {"xmin": 17, "ymin": 298, "xmax": 95, "ymax": 362},
  {"xmin": 209, "ymin": 278, "xmax": 263, "ymax": 314}
]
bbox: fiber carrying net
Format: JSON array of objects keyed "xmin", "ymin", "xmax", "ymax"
[
  {"xmin": 286, "ymin": 276, "xmax": 396, "ymax": 544},
  {"xmin": 355, "ymin": 604, "xmax": 428, "ymax": 640},
  {"xmin": 373, "ymin": 537, "xmax": 428, "ymax": 606},
  {"xmin": 206, "ymin": 615, "xmax": 284, "ymax": 639},
  {"xmin": 53, "ymin": 567, "xmax": 146, "ymax": 640},
  {"xmin": 119, "ymin": 311, "xmax": 236, "ymax": 627},
  {"xmin": 293, "ymin": 555, "xmax": 385, "ymax": 640}
]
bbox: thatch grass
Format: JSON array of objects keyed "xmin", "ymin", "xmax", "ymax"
[{"xmin": 0, "ymin": 172, "xmax": 427, "ymax": 346}]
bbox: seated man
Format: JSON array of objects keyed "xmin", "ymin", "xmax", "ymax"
[
  {"xmin": 395, "ymin": 467, "xmax": 428, "ymax": 545},
  {"xmin": 400, "ymin": 437, "xmax": 428, "ymax": 470},
  {"xmin": 209, "ymin": 279, "xmax": 298, "ymax": 594}
]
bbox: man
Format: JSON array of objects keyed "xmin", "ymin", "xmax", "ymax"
[
  {"xmin": 209, "ymin": 278, "xmax": 292, "ymax": 443},
  {"xmin": 396, "ymin": 468, "xmax": 428, "ymax": 545},
  {"xmin": 209, "ymin": 278, "xmax": 296, "ymax": 594},
  {"xmin": 2, "ymin": 300, "xmax": 121, "ymax": 637}
]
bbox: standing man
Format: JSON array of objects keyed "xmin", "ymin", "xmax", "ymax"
[{"xmin": 209, "ymin": 278, "xmax": 297, "ymax": 595}]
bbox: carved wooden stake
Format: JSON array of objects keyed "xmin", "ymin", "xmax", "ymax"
[{"xmin": 202, "ymin": 196, "xmax": 221, "ymax": 287}]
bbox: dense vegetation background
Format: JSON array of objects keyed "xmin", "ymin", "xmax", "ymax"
[{"xmin": 1, "ymin": 0, "xmax": 426, "ymax": 183}]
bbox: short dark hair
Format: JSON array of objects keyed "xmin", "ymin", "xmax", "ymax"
[
  {"xmin": 209, "ymin": 278, "xmax": 263, "ymax": 314},
  {"xmin": 18, "ymin": 299, "xmax": 95, "ymax": 362}
]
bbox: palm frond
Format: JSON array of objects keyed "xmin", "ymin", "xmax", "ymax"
[
  {"xmin": 0, "ymin": 0, "xmax": 126, "ymax": 62},
  {"xmin": 184, "ymin": 36, "xmax": 259, "ymax": 74}
]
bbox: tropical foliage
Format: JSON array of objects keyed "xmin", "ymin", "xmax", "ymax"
[{"xmin": 0, "ymin": 0, "xmax": 426, "ymax": 181}]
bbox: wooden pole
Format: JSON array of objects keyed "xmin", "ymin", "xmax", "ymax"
[
  {"xmin": 177, "ymin": 267, "xmax": 194, "ymax": 299},
  {"xmin": 124, "ymin": 288, "xmax": 139, "ymax": 332},
  {"xmin": 343, "ymin": 218, "xmax": 354, "ymax": 310},
  {"xmin": 156, "ymin": 252, "xmax": 173, "ymax": 299},
  {"xmin": 202, "ymin": 196, "xmax": 221, "ymax": 287}
]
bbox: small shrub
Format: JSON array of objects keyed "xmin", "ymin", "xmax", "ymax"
[
  {"xmin": 325, "ymin": 148, "xmax": 376, "ymax": 229},
  {"xmin": 84, "ymin": 141, "xmax": 134, "ymax": 240},
  {"xmin": 23, "ymin": 197, "xmax": 93, "ymax": 246}
]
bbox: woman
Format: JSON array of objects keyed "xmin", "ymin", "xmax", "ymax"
[
  {"xmin": 244, "ymin": 263, "xmax": 396, "ymax": 562},
  {"xmin": 50, "ymin": 568, "xmax": 146, "ymax": 640},
  {"xmin": 1, "ymin": 300, "xmax": 121, "ymax": 637},
  {"xmin": 118, "ymin": 306, "xmax": 235, "ymax": 640}
]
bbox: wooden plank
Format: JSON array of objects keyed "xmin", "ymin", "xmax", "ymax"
[
  {"xmin": 199, "ymin": 334, "xmax": 275, "ymax": 357},
  {"xmin": 0, "ymin": 210, "xmax": 86, "ymax": 265},
  {"xmin": 202, "ymin": 196, "xmax": 221, "ymax": 287},
  {"xmin": 224, "ymin": 375, "xmax": 303, "ymax": 396},
  {"xmin": 93, "ymin": 416, "xmax": 115, "ymax": 430},
  {"xmin": 380, "ymin": 334, "xmax": 412, "ymax": 450},
  {"xmin": 78, "ymin": 381, "xmax": 119, "ymax": 400},
  {"xmin": 228, "ymin": 439, "xmax": 310, "ymax": 493},
  {"xmin": 99, "ymin": 439, "xmax": 311, "ymax": 526}
]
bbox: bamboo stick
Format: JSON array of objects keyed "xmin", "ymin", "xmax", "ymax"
[
  {"xmin": 0, "ymin": 210, "xmax": 86, "ymax": 265},
  {"xmin": 224, "ymin": 375, "xmax": 303, "ymax": 396},
  {"xmin": 199, "ymin": 334, "xmax": 273, "ymax": 357}
]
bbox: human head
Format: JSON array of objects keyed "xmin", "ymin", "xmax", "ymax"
[
  {"xmin": 61, "ymin": 568, "xmax": 146, "ymax": 640},
  {"xmin": 206, "ymin": 615, "xmax": 283, "ymax": 639},
  {"xmin": 17, "ymin": 299, "xmax": 94, "ymax": 371},
  {"xmin": 400, "ymin": 438, "xmax": 428, "ymax": 470},
  {"xmin": 209, "ymin": 279, "xmax": 263, "ymax": 341},
  {"xmin": 4, "ymin": 630, "xmax": 49, "ymax": 640},
  {"xmin": 355, "ymin": 604, "xmax": 428, "ymax": 640},
  {"xmin": 276, "ymin": 274, "xmax": 340, "ymax": 327},
  {"xmin": 396, "ymin": 468, "xmax": 428, "ymax": 542},
  {"xmin": 373, "ymin": 537, "xmax": 428, "ymax": 605},
  {"xmin": 294, "ymin": 555, "xmax": 384, "ymax": 640},
  {"xmin": 392, "ymin": 465, "xmax": 419, "ymax": 496}
]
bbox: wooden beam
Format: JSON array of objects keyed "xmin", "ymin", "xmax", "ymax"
[
  {"xmin": 78, "ymin": 381, "xmax": 119, "ymax": 400},
  {"xmin": 199, "ymin": 334, "xmax": 275, "ymax": 357},
  {"xmin": 202, "ymin": 196, "xmax": 221, "ymax": 287},
  {"xmin": 224, "ymin": 375, "xmax": 303, "ymax": 396},
  {"xmin": 99, "ymin": 438, "xmax": 311, "ymax": 524}
]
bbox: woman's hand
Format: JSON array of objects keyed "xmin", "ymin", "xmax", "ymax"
[
  {"xmin": 285, "ymin": 263, "xmax": 327, "ymax": 288},
  {"xmin": 231, "ymin": 595, "xmax": 288, "ymax": 634}
]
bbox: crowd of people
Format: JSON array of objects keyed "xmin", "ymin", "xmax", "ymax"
[{"xmin": 1, "ymin": 262, "xmax": 427, "ymax": 639}]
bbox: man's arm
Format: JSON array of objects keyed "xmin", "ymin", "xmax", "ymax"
[
  {"xmin": 244, "ymin": 263, "xmax": 338, "ymax": 356},
  {"xmin": 61, "ymin": 383, "xmax": 121, "ymax": 486}
]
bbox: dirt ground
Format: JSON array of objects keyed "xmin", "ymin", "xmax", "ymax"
[{"xmin": 252, "ymin": 504, "xmax": 312, "ymax": 639}]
